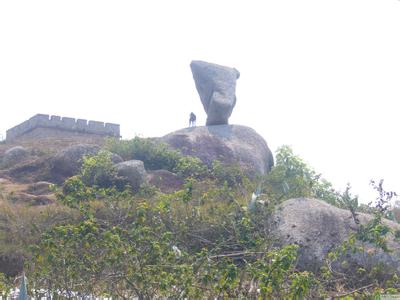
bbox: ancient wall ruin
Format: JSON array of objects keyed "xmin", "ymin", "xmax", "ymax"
[{"xmin": 6, "ymin": 114, "xmax": 120, "ymax": 141}]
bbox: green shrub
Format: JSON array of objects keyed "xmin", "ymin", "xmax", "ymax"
[
  {"xmin": 106, "ymin": 137, "xmax": 182, "ymax": 171},
  {"xmin": 262, "ymin": 145, "xmax": 341, "ymax": 205},
  {"xmin": 173, "ymin": 156, "xmax": 208, "ymax": 179},
  {"xmin": 211, "ymin": 160, "xmax": 249, "ymax": 187}
]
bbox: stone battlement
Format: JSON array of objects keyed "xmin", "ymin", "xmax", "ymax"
[{"xmin": 6, "ymin": 114, "xmax": 120, "ymax": 141}]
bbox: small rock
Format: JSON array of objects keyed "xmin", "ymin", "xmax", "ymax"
[{"xmin": 110, "ymin": 153, "xmax": 123, "ymax": 164}]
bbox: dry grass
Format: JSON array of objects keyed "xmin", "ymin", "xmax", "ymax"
[{"xmin": 0, "ymin": 195, "xmax": 78, "ymax": 275}]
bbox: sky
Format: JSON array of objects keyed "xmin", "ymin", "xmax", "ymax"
[{"xmin": 0, "ymin": 0, "xmax": 399, "ymax": 203}]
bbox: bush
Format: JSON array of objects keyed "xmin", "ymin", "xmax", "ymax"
[
  {"xmin": 262, "ymin": 145, "xmax": 341, "ymax": 206},
  {"xmin": 106, "ymin": 137, "xmax": 182, "ymax": 171},
  {"xmin": 173, "ymin": 156, "xmax": 208, "ymax": 179},
  {"xmin": 27, "ymin": 179, "xmax": 318, "ymax": 299},
  {"xmin": 211, "ymin": 160, "xmax": 249, "ymax": 187}
]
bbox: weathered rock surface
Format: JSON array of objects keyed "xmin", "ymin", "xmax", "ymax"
[
  {"xmin": 109, "ymin": 153, "xmax": 123, "ymax": 164},
  {"xmin": 147, "ymin": 169, "xmax": 184, "ymax": 193},
  {"xmin": 115, "ymin": 160, "xmax": 147, "ymax": 191},
  {"xmin": 190, "ymin": 60, "xmax": 240, "ymax": 126},
  {"xmin": 52, "ymin": 144, "xmax": 100, "ymax": 177},
  {"xmin": 271, "ymin": 198, "xmax": 400, "ymax": 272},
  {"xmin": 2, "ymin": 146, "xmax": 29, "ymax": 167},
  {"xmin": 161, "ymin": 125, "xmax": 274, "ymax": 177},
  {"xmin": 52, "ymin": 144, "xmax": 122, "ymax": 178}
]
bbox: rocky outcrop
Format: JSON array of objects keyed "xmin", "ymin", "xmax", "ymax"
[
  {"xmin": 271, "ymin": 198, "xmax": 400, "ymax": 273},
  {"xmin": 190, "ymin": 60, "xmax": 240, "ymax": 126},
  {"xmin": 52, "ymin": 144, "xmax": 100, "ymax": 177},
  {"xmin": 2, "ymin": 146, "xmax": 29, "ymax": 167},
  {"xmin": 115, "ymin": 160, "xmax": 147, "ymax": 191},
  {"xmin": 161, "ymin": 125, "xmax": 274, "ymax": 178},
  {"xmin": 52, "ymin": 144, "xmax": 122, "ymax": 178}
]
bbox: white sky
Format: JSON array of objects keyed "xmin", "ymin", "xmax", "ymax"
[{"xmin": 1, "ymin": 0, "xmax": 399, "ymax": 203}]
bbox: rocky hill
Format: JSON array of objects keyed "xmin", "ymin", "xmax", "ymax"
[{"xmin": 1, "ymin": 62, "xmax": 399, "ymax": 297}]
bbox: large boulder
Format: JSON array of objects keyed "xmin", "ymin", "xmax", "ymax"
[
  {"xmin": 190, "ymin": 60, "xmax": 240, "ymax": 125},
  {"xmin": 2, "ymin": 146, "xmax": 29, "ymax": 167},
  {"xmin": 115, "ymin": 160, "xmax": 147, "ymax": 191},
  {"xmin": 271, "ymin": 198, "xmax": 400, "ymax": 273},
  {"xmin": 52, "ymin": 144, "xmax": 122, "ymax": 178},
  {"xmin": 161, "ymin": 125, "xmax": 274, "ymax": 178},
  {"xmin": 52, "ymin": 144, "xmax": 100, "ymax": 177}
]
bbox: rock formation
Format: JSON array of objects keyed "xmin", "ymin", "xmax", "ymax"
[
  {"xmin": 190, "ymin": 60, "xmax": 240, "ymax": 126},
  {"xmin": 271, "ymin": 198, "xmax": 400, "ymax": 273},
  {"xmin": 115, "ymin": 160, "xmax": 147, "ymax": 191},
  {"xmin": 52, "ymin": 144, "xmax": 122, "ymax": 178},
  {"xmin": 52, "ymin": 144, "xmax": 101, "ymax": 177},
  {"xmin": 161, "ymin": 125, "xmax": 274, "ymax": 178},
  {"xmin": 2, "ymin": 146, "xmax": 29, "ymax": 167}
]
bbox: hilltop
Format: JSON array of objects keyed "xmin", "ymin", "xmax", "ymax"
[{"xmin": 0, "ymin": 124, "xmax": 400, "ymax": 298}]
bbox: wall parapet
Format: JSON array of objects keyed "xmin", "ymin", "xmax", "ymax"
[{"xmin": 6, "ymin": 114, "xmax": 120, "ymax": 141}]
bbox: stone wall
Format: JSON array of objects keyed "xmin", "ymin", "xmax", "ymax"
[{"xmin": 6, "ymin": 114, "xmax": 120, "ymax": 141}]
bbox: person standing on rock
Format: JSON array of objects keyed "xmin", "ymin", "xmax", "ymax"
[{"xmin": 189, "ymin": 112, "xmax": 196, "ymax": 127}]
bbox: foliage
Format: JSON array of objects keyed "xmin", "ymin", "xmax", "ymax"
[
  {"xmin": 262, "ymin": 145, "xmax": 340, "ymax": 206},
  {"xmin": 173, "ymin": 155, "xmax": 208, "ymax": 179},
  {"xmin": 106, "ymin": 137, "xmax": 182, "ymax": 171},
  {"xmin": 24, "ymin": 168, "xmax": 319, "ymax": 298},
  {"xmin": 322, "ymin": 179, "xmax": 400, "ymax": 297},
  {"xmin": 59, "ymin": 150, "xmax": 132, "ymax": 208},
  {"xmin": 0, "ymin": 199, "xmax": 77, "ymax": 279},
  {"xmin": 106, "ymin": 136, "xmax": 217, "ymax": 182},
  {"xmin": 80, "ymin": 150, "xmax": 119, "ymax": 188},
  {"xmin": 336, "ymin": 183, "xmax": 360, "ymax": 224},
  {"xmin": 211, "ymin": 160, "xmax": 249, "ymax": 187},
  {"xmin": 0, "ymin": 272, "xmax": 12, "ymax": 297},
  {"xmin": 2, "ymin": 142, "xmax": 400, "ymax": 298}
]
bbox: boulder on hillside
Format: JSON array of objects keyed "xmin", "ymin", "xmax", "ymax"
[
  {"xmin": 2, "ymin": 146, "xmax": 29, "ymax": 168},
  {"xmin": 147, "ymin": 169, "xmax": 184, "ymax": 193},
  {"xmin": 52, "ymin": 144, "xmax": 122, "ymax": 178},
  {"xmin": 115, "ymin": 160, "xmax": 147, "ymax": 191},
  {"xmin": 271, "ymin": 198, "xmax": 400, "ymax": 273},
  {"xmin": 161, "ymin": 125, "xmax": 274, "ymax": 178}
]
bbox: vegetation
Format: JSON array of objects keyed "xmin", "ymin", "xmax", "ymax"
[
  {"xmin": 0, "ymin": 140, "xmax": 399, "ymax": 298},
  {"xmin": 106, "ymin": 137, "xmax": 182, "ymax": 171}
]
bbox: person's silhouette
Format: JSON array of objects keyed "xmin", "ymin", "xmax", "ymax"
[{"xmin": 189, "ymin": 112, "xmax": 196, "ymax": 127}]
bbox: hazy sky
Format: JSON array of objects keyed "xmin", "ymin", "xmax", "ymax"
[{"xmin": 1, "ymin": 0, "xmax": 399, "ymax": 203}]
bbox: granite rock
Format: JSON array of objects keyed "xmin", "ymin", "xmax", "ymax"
[
  {"xmin": 2, "ymin": 146, "xmax": 29, "ymax": 167},
  {"xmin": 115, "ymin": 160, "xmax": 147, "ymax": 191},
  {"xmin": 161, "ymin": 125, "xmax": 273, "ymax": 178},
  {"xmin": 190, "ymin": 60, "xmax": 240, "ymax": 125}
]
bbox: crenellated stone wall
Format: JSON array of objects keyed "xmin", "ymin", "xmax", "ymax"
[{"xmin": 6, "ymin": 114, "xmax": 120, "ymax": 141}]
